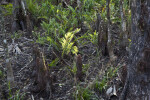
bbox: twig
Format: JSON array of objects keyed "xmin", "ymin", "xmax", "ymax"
[
  {"xmin": 22, "ymin": 37, "xmax": 34, "ymax": 42},
  {"xmin": 18, "ymin": 57, "xmax": 33, "ymax": 74},
  {"xmin": 31, "ymin": 95, "xmax": 34, "ymax": 100},
  {"xmin": 62, "ymin": 0, "xmax": 70, "ymax": 7}
]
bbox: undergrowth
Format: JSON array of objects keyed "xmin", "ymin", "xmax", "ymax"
[
  {"xmin": 25, "ymin": 0, "xmax": 128, "ymax": 99},
  {"xmin": 1, "ymin": 0, "xmax": 131, "ymax": 99}
]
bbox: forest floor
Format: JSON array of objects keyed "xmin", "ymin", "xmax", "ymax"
[{"xmin": 0, "ymin": 7, "xmax": 128, "ymax": 100}]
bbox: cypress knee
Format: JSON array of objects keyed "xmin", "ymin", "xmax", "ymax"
[{"xmin": 76, "ymin": 54, "xmax": 83, "ymax": 81}]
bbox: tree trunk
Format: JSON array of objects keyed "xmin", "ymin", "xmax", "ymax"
[
  {"xmin": 120, "ymin": 0, "xmax": 128, "ymax": 49},
  {"xmin": 106, "ymin": 0, "xmax": 116, "ymax": 61},
  {"xmin": 120, "ymin": 0, "xmax": 150, "ymax": 100}
]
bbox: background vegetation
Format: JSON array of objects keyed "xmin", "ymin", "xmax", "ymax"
[{"xmin": 0, "ymin": 0, "xmax": 131, "ymax": 99}]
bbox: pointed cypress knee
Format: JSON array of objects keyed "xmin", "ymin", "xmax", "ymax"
[{"xmin": 32, "ymin": 45, "xmax": 52, "ymax": 98}]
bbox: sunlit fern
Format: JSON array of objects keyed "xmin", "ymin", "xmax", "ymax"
[{"xmin": 60, "ymin": 28, "xmax": 80, "ymax": 57}]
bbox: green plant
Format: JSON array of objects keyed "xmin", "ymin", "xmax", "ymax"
[
  {"xmin": 13, "ymin": 90, "xmax": 25, "ymax": 100},
  {"xmin": 48, "ymin": 58, "xmax": 59, "ymax": 67},
  {"xmin": 72, "ymin": 61, "xmax": 77, "ymax": 74},
  {"xmin": 82, "ymin": 64, "xmax": 90, "ymax": 73},
  {"xmin": 1, "ymin": 3, "xmax": 13, "ymax": 16},
  {"xmin": 26, "ymin": 0, "xmax": 40, "ymax": 19},
  {"xmin": 27, "ymin": 0, "xmax": 102, "ymax": 54},
  {"xmin": 71, "ymin": 61, "xmax": 89, "ymax": 74},
  {"xmin": 95, "ymin": 77, "xmax": 107, "ymax": 92},
  {"xmin": 60, "ymin": 28, "xmax": 80, "ymax": 57},
  {"xmin": 8, "ymin": 82, "xmax": 25, "ymax": 100},
  {"xmin": 11, "ymin": 32, "xmax": 22, "ymax": 39},
  {"xmin": 88, "ymin": 30, "xmax": 98, "ymax": 45},
  {"xmin": 95, "ymin": 66, "xmax": 119, "ymax": 92},
  {"xmin": 110, "ymin": 0, "xmax": 121, "ymax": 23},
  {"xmin": 75, "ymin": 86, "xmax": 97, "ymax": 100},
  {"xmin": 8, "ymin": 82, "xmax": 12, "ymax": 99}
]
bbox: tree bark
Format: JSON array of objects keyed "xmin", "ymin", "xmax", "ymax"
[
  {"xmin": 120, "ymin": 0, "xmax": 150, "ymax": 100},
  {"xmin": 120, "ymin": 0, "xmax": 128, "ymax": 49},
  {"xmin": 106, "ymin": 0, "xmax": 116, "ymax": 61}
]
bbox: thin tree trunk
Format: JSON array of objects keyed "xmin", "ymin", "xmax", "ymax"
[
  {"xmin": 120, "ymin": 0, "xmax": 150, "ymax": 100},
  {"xmin": 106, "ymin": 0, "xmax": 116, "ymax": 61},
  {"xmin": 120, "ymin": 0, "xmax": 128, "ymax": 49}
]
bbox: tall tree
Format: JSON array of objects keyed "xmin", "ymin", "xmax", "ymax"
[{"xmin": 120, "ymin": 0, "xmax": 150, "ymax": 100}]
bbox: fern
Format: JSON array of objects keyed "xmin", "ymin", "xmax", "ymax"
[{"xmin": 60, "ymin": 28, "xmax": 80, "ymax": 57}]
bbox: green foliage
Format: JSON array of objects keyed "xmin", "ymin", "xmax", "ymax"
[
  {"xmin": 26, "ymin": 0, "xmax": 41, "ymax": 19},
  {"xmin": 27, "ymin": 0, "xmax": 58, "ymax": 21},
  {"xmin": 49, "ymin": 58, "xmax": 59, "ymax": 67},
  {"xmin": 10, "ymin": 91, "xmax": 25, "ymax": 100},
  {"xmin": 95, "ymin": 78, "xmax": 107, "ymax": 91},
  {"xmin": 95, "ymin": 66, "xmax": 119, "ymax": 92},
  {"xmin": 61, "ymin": 28, "xmax": 80, "ymax": 57},
  {"xmin": 72, "ymin": 61, "xmax": 77, "ymax": 74},
  {"xmin": 26, "ymin": 0, "xmax": 102, "ymax": 52},
  {"xmin": 25, "ymin": 0, "xmax": 131, "ymax": 98},
  {"xmin": 124, "ymin": 0, "xmax": 131, "ymax": 23},
  {"xmin": 1, "ymin": 3, "xmax": 13, "ymax": 16},
  {"xmin": 8, "ymin": 82, "xmax": 25, "ymax": 100},
  {"xmin": 11, "ymin": 32, "xmax": 22, "ymax": 39},
  {"xmin": 8, "ymin": 82, "xmax": 12, "ymax": 99},
  {"xmin": 110, "ymin": 0, "xmax": 121, "ymax": 23},
  {"xmin": 71, "ymin": 61, "xmax": 89, "ymax": 74},
  {"xmin": 82, "ymin": 64, "xmax": 90, "ymax": 73},
  {"xmin": 88, "ymin": 31, "xmax": 98, "ymax": 45},
  {"xmin": 75, "ymin": 86, "xmax": 97, "ymax": 100},
  {"xmin": 36, "ymin": 34, "xmax": 47, "ymax": 45},
  {"xmin": 0, "ymin": 0, "xmax": 132, "ymax": 100}
]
